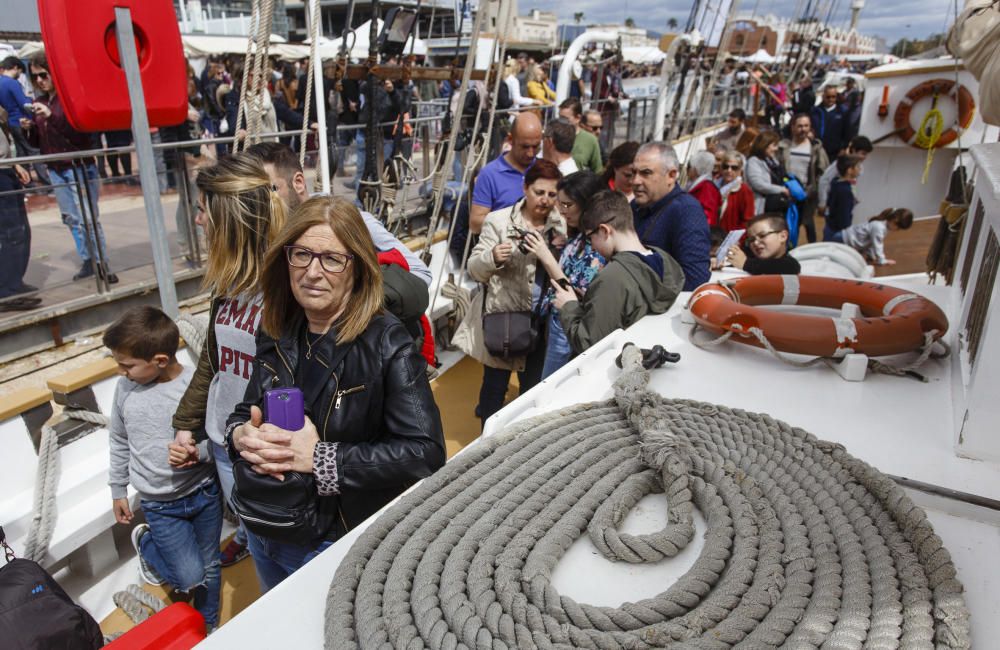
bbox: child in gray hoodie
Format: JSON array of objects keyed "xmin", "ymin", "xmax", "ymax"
[
  {"xmin": 552, "ymin": 190, "xmax": 685, "ymax": 354},
  {"xmin": 105, "ymin": 306, "xmax": 221, "ymax": 631}
]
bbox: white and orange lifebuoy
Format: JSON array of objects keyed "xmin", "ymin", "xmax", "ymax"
[
  {"xmin": 893, "ymin": 78, "xmax": 975, "ymax": 149},
  {"xmin": 687, "ymin": 275, "xmax": 948, "ymax": 358}
]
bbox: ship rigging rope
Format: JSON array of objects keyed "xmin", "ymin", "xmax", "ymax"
[
  {"xmin": 234, "ymin": 0, "xmax": 276, "ymax": 152},
  {"xmin": 299, "ymin": 0, "xmax": 322, "ymax": 175},
  {"xmin": 325, "ymin": 345, "xmax": 970, "ymax": 649}
]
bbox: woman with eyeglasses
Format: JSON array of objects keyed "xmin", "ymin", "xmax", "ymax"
[
  {"xmin": 225, "ymin": 196, "xmax": 445, "ymax": 590},
  {"xmin": 170, "ymin": 153, "xmax": 287, "ymax": 573},
  {"xmin": 717, "ymin": 151, "xmax": 755, "ymax": 233},
  {"xmin": 521, "ymin": 171, "xmax": 607, "ymax": 379}
]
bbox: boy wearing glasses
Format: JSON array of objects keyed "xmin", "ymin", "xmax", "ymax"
[
  {"xmin": 725, "ymin": 214, "xmax": 801, "ymax": 275},
  {"xmin": 552, "ymin": 190, "xmax": 684, "ymax": 354}
]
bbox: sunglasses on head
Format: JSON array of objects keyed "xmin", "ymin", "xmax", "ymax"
[{"xmin": 31, "ymin": 71, "xmax": 49, "ymax": 81}]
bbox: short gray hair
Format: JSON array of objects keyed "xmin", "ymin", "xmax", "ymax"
[
  {"xmin": 688, "ymin": 150, "xmax": 716, "ymax": 177},
  {"xmin": 721, "ymin": 150, "xmax": 745, "ymax": 167},
  {"xmin": 637, "ymin": 142, "xmax": 679, "ymax": 173}
]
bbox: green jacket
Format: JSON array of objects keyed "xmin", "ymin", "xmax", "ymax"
[
  {"xmin": 172, "ymin": 297, "xmax": 223, "ymax": 437},
  {"xmin": 571, "ymin": 129, "xmax": 603, "ymax": 174},
  {"xmin": 559, "ymin": 247, "xmax": 684, "ymax": 355}
]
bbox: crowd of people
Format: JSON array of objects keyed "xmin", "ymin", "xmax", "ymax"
[{"xmin": 76, "ymin": 44, "xmax": 922, "ymax": 633}]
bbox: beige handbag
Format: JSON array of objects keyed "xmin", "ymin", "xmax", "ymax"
[{"xmin": 947, "ymin": 0, "xmax": 1000, "ymax": 125}]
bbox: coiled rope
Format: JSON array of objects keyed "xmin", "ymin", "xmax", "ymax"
[
  {"xmin": 915, "ymin": 94, "xmax": 944, "ymax": 185},
  {"xmin": 326, "ymin": 345, "xmax": 970, "ymax": 648},
  {"xmin": 113, "ymin": 583, "xmax": 166, "ymax": 625}
]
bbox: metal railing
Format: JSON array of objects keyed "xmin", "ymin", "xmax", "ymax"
[{"xmin": 0, "ymin": 84, "xmax": 753, "ymax": 317}]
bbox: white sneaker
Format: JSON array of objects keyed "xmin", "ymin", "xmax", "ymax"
[{"xmin": 131, "ymin": 523, "xmax": 165, "ymax": 586}]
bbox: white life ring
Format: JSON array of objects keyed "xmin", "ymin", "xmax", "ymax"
[{"xmin": 789, "ymin": 243, "xmax": 874, "ymax": 279}]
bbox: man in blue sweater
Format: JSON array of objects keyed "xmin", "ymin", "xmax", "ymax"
[
  {"xmin": 631, "ymin": 142, "xmax": 710, "ymax": 291},
  {"xmin": 0, "ymin": 56, "xmax": 49, "ymax": 185}
]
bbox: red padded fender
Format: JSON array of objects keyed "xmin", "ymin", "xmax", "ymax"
[{"xmin": 36, "ymin": 0, "xmax": 187, "ymax": 132}]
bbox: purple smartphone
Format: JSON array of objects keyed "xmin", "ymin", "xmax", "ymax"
[{"xmin": 264, "ymin": 387, "xmax": 305, "ymax": 431}]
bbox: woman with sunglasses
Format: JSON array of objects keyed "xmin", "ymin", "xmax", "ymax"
[
  {"xmin": 717, "ymin": 151, "xmax": 755, "ymax": 233},
  {"xmin": 225, "ymin": 196, "xmax": 445, "ymax": 590},
  {"xmin": 24, "ymin": 53, "xmax": 117, "ymax": 284}
]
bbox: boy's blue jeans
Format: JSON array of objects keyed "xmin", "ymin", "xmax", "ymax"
[
  {"xmin": 139, "ymin": 478, "xmax": 223, "ymax": 629},
  {"xmin": 541, "ymin": 310, "xmax": 572, "ymax": 380},
  {"xmin": 246, "ymin": 531, "xmax": 332, "ymax": 593}
]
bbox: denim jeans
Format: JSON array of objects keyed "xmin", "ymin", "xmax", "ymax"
[
  {"xmin": 541, "ymin": 310, "xmax": 572, "ymax": 380},
  {"xmin": 0, "ymin": 169, "xmax": 31, "ymax": 298},
  {"xmin": 246, "ymin": 531, "xmax": 333, "ymax": 593},
  {"xmin": 824, "ymin": 227, "xmax": 843, "ymax": 243},
  {"xmin": 139, "ymin": 478, "xmax": 223, "ymax": 629},
  {"xmin": 210, "ymin": 441, "xmax": 247, "ymax": 547},
  {"xmin": 49, "ymin": 164, "xmax": 109, "ymax": 265}
]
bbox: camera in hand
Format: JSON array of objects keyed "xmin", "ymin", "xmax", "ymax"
[{"xmin": 508, "ymin": 225, "xmax": 532, "ymax": 255}]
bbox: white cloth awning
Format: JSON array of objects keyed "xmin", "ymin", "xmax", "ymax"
[
  {"xmin": 621, "ymin": 46, "xmax": 665, "ymax": 64},
  {"xmin": 181, "ymin": 33, "xmax": 287, "ymax": 58},
  {"xmin": 316, "ymin": 19, "xmax": 427, "ymax": 60},
  {"xmin": 739, "ymin": 48, "xmax": 778, "ymax": 64}
]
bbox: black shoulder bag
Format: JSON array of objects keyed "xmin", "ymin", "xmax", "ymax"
[
  {"xmin": 0, "ymin": 525, "xmax": 103, "ymax": 649},
  {"xmin": 762, "ymin": 158, "xmax": 791, "ymax": 213},
  {"xmin": 482, "ymin": 204, "xmax": 545, "ymax": 359},
  {"xmin": 231, "ymin": 338, "xmax": 354, "ymax": 544}
]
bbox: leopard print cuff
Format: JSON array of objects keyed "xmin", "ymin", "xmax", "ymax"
[{"xmin": 313, "ymin": 442, "xmax": 340, "ymax": 496}]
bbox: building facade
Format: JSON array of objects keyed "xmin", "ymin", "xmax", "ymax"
[{"xmin": 727, "ymin": 13, "xmax": 878, "ymax": 58}]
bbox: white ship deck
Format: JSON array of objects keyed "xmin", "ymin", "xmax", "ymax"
[{"xmin": 201, "ymin": 273, "xmax": 1000, "ymax": 648}]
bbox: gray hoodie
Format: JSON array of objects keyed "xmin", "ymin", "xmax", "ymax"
[
  {"xmin": 108, "ymin": 366, "xmax": 214, "ymax": 502},
  {"xmin": 559, "ymin": 246, "xmax": 684, "ymax": 355}
]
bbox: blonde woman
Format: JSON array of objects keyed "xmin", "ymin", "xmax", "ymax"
[
  {"xmin": 526, "ymin": 64, "xmax": 556, "ymax": 106},
  {"xmin": 170, "ymin": 153, "xmax": 287, "ymax": 569},
  {"xmin": 226, "ymin": 196, "xmax": 445, "ymax": 590},
  {"xmin": 504, "ymin": 59, "xmax": 539, "ymax": 114}
]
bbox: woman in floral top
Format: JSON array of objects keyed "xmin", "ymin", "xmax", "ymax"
[{"xmin": 523, "ymin": 171, "xmax": 607, "ymax": 378}]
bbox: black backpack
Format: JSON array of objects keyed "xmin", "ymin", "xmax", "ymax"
[
  {"xmin": 0, "ymin": 526, "xmax": 104, "ymax": 649},
  {"xmin": 496, "ymin": 81, "xmax": 513, "ymax": 111}
]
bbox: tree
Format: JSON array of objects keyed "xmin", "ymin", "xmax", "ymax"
[
  {"xmin": 625, "ymin": 17, "xmax": 636, "ymax": 28},
  {"xmin": 667, "ymin": 17, "xmax": 679, "ymax": 31},
  {"xmin": 890, "ymin": 33, "xmax": 945, "ymax": 58},
  {"xmin": 574, "ymin": 12, "xmax": 584, "ymax": 24}
]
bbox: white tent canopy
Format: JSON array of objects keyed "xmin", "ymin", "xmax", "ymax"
[
  {"xmin": 182, "ymin": 33, "xmax": 288, "ymax": 57},
  {"xmin": 621, "ymin": 46, "xmax": 665, "ymax": 64},
  {"xmin": 739, "ymin": 49, "xmax": 778, "ymax": 64},
  {"xmin": 314, "ymin": 19, "xmax": 427, "ymax": 60}
]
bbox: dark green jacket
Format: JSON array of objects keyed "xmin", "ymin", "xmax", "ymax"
[{"xmin": 559, "ymin": 246, "xmax": 684, "ymax": 355}]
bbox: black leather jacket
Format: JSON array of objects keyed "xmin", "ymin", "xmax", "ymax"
[{"xmin": 226, "ymin": 311, "xmax": 446, "ymax": 535}]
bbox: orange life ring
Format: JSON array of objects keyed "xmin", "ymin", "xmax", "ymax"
[
  {"xmin": 893, "ymin": 78, "xmax": 975, "ymax": 149},
  {"xmin": 688, "ymin": 275, "xmax": 948, "ymax": 358}
]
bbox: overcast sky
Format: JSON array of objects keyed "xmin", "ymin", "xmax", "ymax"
[{"xmin": 528, "ymin": 0, "xmax": 957, "ymax": 45}]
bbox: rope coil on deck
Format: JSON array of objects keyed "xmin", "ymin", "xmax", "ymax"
[{"xmin": 326, "ymin": 345, "xmax": 970, "ymax": 649}]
